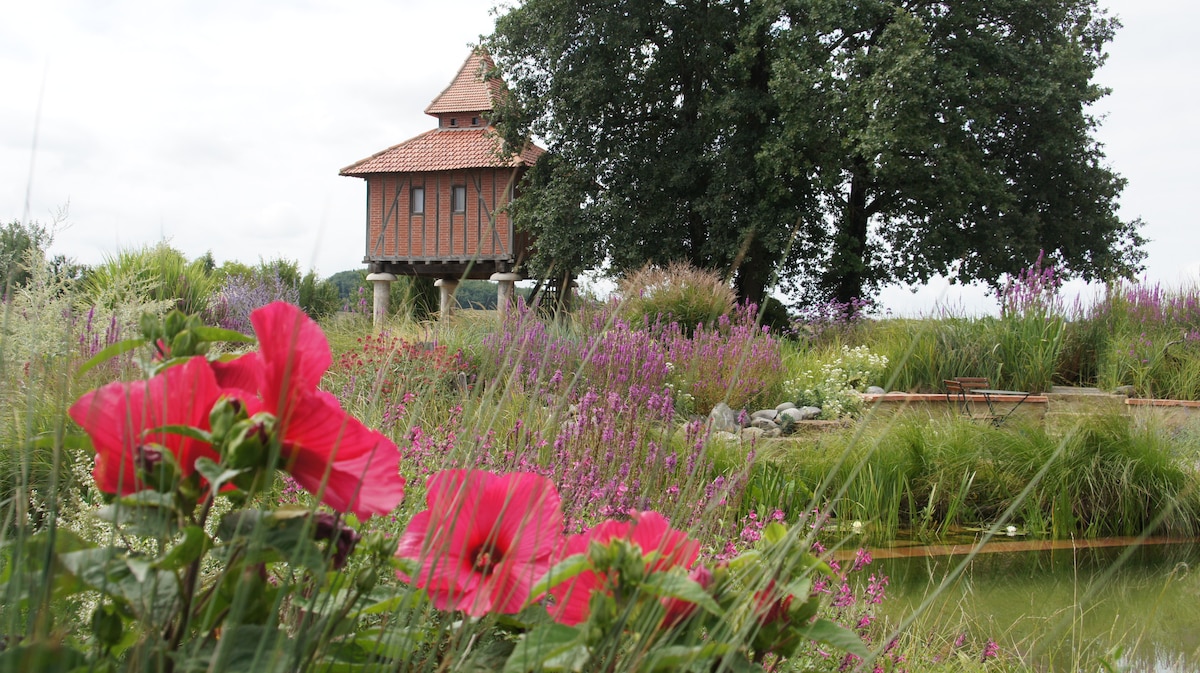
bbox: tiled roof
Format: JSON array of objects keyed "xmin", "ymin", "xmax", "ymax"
[
  {"xmin": 424, "ymin": 49, "xmax": 506, "ymax": 115},
  {"xmin": 340, "ymin": 128, "xmax": 545, "ymax": 175}
]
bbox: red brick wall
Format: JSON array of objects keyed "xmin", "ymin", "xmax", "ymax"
[{"xmin": 365, "ymin": 168, "xmax": 521, "ymax": 261}]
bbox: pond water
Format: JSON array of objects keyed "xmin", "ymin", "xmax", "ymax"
[{"xmin": 869, "ymin": 539, "xmax": 1200, "ymax": 671}]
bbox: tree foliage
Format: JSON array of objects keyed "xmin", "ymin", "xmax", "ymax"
[
  {"xmin": 485, "ymin": 0, "xmax": 1144, "ymax": 304},
  {"xmin": 1, "ymin": 220, "xmax": 52, "ymax": 294}
]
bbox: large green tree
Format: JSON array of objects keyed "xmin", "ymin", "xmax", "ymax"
[{"xmin": 486, "ymin": 0, "xmax": 1144, "ymax": 305}]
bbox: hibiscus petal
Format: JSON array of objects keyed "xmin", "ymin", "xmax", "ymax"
[
  {"xmin": 547, "ymin": 568, "xmax": 603, "ymax": 626},
  {"xmin": 248, "ymin": 302, "xmax": 331, "ymax": 410},
  {"xmin": 280, "ymin": 392, "xmax": 404, "ymax": 517},
  {"xmin": 210, "ymin": 352, "xmax": 262, "ymax": 394},
  {"xmin": 487, "ymin": 473, "xmax": 562, "ymax": 566},
  {"xmin": 70, "ymin": 382, "xmax": 145, "ymax": 494},
  {"xmin": 68, "ymin": 357, "xmax": 221, "ymax": 495}
]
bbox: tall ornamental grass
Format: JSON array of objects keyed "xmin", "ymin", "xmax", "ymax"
[
  {"xmin": 82, "ymin": 242, "xmax": 217, "ymax": 316},
  {"xmin": 756, "ymin": 414, "xmax": 1200, "ymax": 541},
  {"xmin": 1060, "ymin": 281, "xmax": 1200, "ymax": 399},
  {"xmin": 615, "ymin": 262, "xmax": 736, "ymax": 334}
]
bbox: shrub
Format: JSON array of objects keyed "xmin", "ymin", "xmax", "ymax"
[
  {"xmin": 664, "ymin": 303, "xmax": 786, "ymax": 411},
  {"xmin": 617, "ymin": 262, "xmax": 735, "ymax": 333},
  {"xmin": 298, "ymin": 270, "xmax": 340, "ymax": 320},
  {"xmin": 82, "ymin": 242, "xmax": 216, "ymax": 315},
  {"xmin": 203, "ymin": 269, "xmax": 299, "ymax": 334},
  {"xmin": 784, "ymin": 345, "xmax": 888, "ymax": 419}
]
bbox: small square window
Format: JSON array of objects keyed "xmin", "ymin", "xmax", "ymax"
[
  {"xmin": 449, "ymin": 117, "xmax": 458, "ymax": 127},
  {"xmin": 451, "ymin": 185, "xmax": 466, "ymax": 213},
  {"xmin": 411, "ymin": 187, "xmax": 425, "ymax": 214},
  {"xmin": 471, "ymin": 117, "xmax": 479, "ymax": 126}
]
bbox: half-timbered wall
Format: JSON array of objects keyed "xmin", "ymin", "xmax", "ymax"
[{"xmin": 365, "ymin": 167, "xmax": 522, "ymax": 263}]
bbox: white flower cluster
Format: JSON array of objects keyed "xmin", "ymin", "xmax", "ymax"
[
  {"xmin": 664, "ymin": 380, "xmax": 695, "ymax": 416},
  {"xmin": 784, "ymin": 346, "xmax": 888, "ymax": 419}
]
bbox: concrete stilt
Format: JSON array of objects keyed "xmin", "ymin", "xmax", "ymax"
[
  {"xmin": 489, "ymin": 272, "xmax": 522, "ymax": 319},
  {"xmin": 365, "ymin": 272, "xmax": 396, "ymax": 327},
  {"xmin": 434, "ymin": 278, "xmax": 459, "ymax": 319}
]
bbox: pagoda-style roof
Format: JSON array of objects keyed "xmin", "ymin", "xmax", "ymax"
[
  {"xmin": 339, "ymin": 128, "xmax": 544, "ymax": 176},
  {"xmin": 341, "ymin": 48, "xmax": 545, "ymax": 177},
  {"xmin": 424, "ymin": 49, "xmax": 506, "ymax": 115}
]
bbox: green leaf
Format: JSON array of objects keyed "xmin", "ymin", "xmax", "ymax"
[
  {"xmin": 148, "ymin": 423, "xmax": 213, "ymax": 444},
  {"xmin": 761, "ymin": 521, "xmax": 788, "ymax": 545},
  {"xmin": 725, "ymin": 549, "xmax": 761, "ymax": 572},
  {"xmin": 156, "ymin": 526, "xmax": 211, "ymax": 570},
  {"xmin": 793, "ymin": 618, "xmax": 870, "ymax": 657},
  {"xmin": 96, "ymin": 499, "xmax": 180, "ymax": 537},
  {"xmin": 182, "ymin": 624, "xmax": 289, "ymax": 673},
  {"xmin": 29, "ymin": 431, "xmax": 93, "ymax": 452},
  {"xmin": 192, "ymin": 326, "xmax": 255, "ymax": 343},
  {"xmin": 0, "ymin": 529, "xmax": 94, "ymax": 604},
  {"xmin": 640, "ymin": 571, "xmax": 723, "ymax": 617},
  {"xmin": 77, "ymin": 338, "xmax": 145, "ymax": 376},
  {"xmin": 121, "ymin": 490, "xmax": 178, "ymax": 508},
  {"xmin": 58, "ymin": 548, "xmax": 181, "ymax": 623},
  {"xmin": 216, "ymin": 509, "xmax": 327, "ymax": 571},
  {"xmin": 293, "ymin": 587, "xmax": 357, "ymax": 618},
  {"xmin": 782, "ymin": 578, "xmax": 820, "ymax": 624},
  {"xmin": 194, "ymin": 457, "xmax": 247, "ymax": 493},
  {"xmin": 527, "ymin": 553, "xmax": 588, "ymax": 604},
  {"xmin": 342, "ymin": 627, "xmax": 430, "ymax": 661},
  {"xmin": 0, "ymin": 640, "xmax": 89, "ymax": 673},
  {"xmin": 643, "ymin": 642, "xmax": 731, "ymax": 671},
  {"xmin": 504, "ymin": 623, "xmax": 587, "ymax": 673}
]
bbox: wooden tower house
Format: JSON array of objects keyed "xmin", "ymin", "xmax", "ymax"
[{"xmin": 340, "ymin": 49, "xmax": 545, "ymax": 320}]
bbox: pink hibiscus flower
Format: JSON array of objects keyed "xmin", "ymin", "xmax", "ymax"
[
  {"xmin": 215, "ymin": 301, "xmax": 405, "ymax": 518},
  {"xmin": 395, "ymin": 470, "xmax": 563, "ymax": 617},
  {"xmin": 547, "ymin": 510, "xmax": 700, "ymax": 626},
  {"xmin": 69, "ymin": 356, "xmax": 222, "ymax": 495}
]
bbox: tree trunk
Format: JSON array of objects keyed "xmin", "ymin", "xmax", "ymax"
[
  {"xmin": 733, "ymin": 231, "xmax": 771, "ymax": 306},
  {"xmin": 823, "ymin": 158, "xmax": 871, "ymax": 305}
]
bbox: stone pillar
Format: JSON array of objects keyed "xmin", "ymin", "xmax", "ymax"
[
  {"xmin": 489, "ymin": 272, "xmax": 522, "ymax": 319},
  {"xmin": 365, "ymin": 272, "xmax": 396, "ymax": 327},
  {"xmin": 434, "ymin": 278, "xmax": 459, "ymax": 319}
]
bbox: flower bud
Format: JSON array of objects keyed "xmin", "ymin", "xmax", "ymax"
[
  {"xmin": 135, "ymin": 445, "xmax": 163, "ymax": 474},
  {"xmin": 311, "ymin": 513, "xmax": 361, "ymax": 569},
  {"xmin": 135, "ymin": 444, "xmax": 180, "ymax": 492},
  {"xmin": 355, "ymin": 567, "xmax": 378, "ymax": 592}
]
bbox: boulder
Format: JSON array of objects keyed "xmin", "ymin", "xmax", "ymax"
[
  {"xmin": 751, "ymin": 409, "xmax": 779, "ymax": 421},
  {"xmin": 775, "ymin": 402, "xmax": 797, "ymax": 412},
  {"xmin": 751, "ymin": 417, "xmax": 780, "ymax": 431},
  {"xmin": 708, "ymin": 403, "xmax": 741, "ymax": 433},
  {"xmin": 866, "ymin": 386, "xmax": 886, "ymax": 395},
  {"xmin": 781, "ymin": 406, "xmax": 822, "ymax": 422},
  {"xmin": 740, "ymin": 427, "xmax": 765, "ymax": 442},
  {"xmin": 711, "ymin": 431, "xmax": 740, "ymax": 444}
]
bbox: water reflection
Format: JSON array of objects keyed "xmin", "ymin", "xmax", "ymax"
[{"xmin": 871, "ymin": 541, "xmax": 1200, "ymax": 671}]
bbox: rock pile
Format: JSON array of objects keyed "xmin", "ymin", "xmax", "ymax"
[{"xmin": 705, "ymin": 386, "xmax": 886, "ymax": 443}]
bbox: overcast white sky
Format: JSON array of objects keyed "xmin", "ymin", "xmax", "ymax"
[{"xmin": 2, "ymin": 0, "xmax": 1195, "ymax": 315}]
